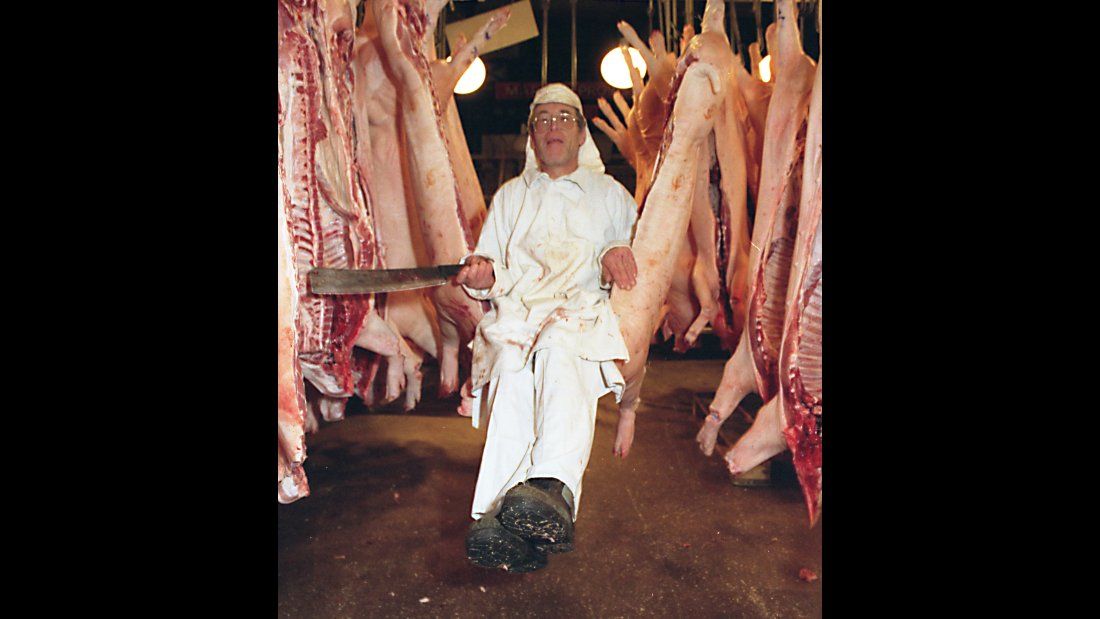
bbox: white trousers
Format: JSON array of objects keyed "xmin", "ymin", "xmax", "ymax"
[{"xmin": 470, "ymin": 347, "xmax": 613, "ymax": 521}]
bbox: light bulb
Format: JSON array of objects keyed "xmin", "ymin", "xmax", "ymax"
[
  {"xmin": 759, "ymin": 55, "xmax": 772, "ymax": 82},
  {"xmin": 600, "ymin": 47, "xmax": 648, "ymax": 90},
  {"xmin": 452, "ymin": 56, "xmax": 486, "ymax": 95}
]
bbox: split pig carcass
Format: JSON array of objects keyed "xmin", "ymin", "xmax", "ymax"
[
  {"xmin": 725, "ymin": 21, "xmax": 822, "ymax": 528},
  {"xmin": 696, "ymin": 0, "xmax": 822, "ymax": 524},
  {"xmin": 592, "ymin": 21, "xmax": 676, "ymax": 205},
  {"xmin": 278, "ymin": 0, "xmax": 384, "ymax": 502},
  {"xmin": 277, "ymin": 0, "xmax": 503, "ymax": 500},
  {"xmin": 360, "ymin": 0, "xmax": 503, "ymax": 408},
  {"xmin": 596, "ymin": 6, "xmax": 754, "ymax": 356},
  {"xmin": 611, "ymin": 0, "xmax": 750, "ymax": 458},
  {"xmin": 696, "ymin": 0, "xmax": 816, "ymax": 460}
]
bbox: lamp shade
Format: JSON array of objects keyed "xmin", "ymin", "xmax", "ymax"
[{"xmin": 452, "ymin": 56, "xmax": 486, "ymax": 94}]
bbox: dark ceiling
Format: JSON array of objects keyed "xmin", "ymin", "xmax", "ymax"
[
  {"xmin": 420, "ymin": 1, "xmax": 820, "ymax": 196},
  {"xmin": 443, "ymin": 1, "xmax": 819, "ymax": 145}
]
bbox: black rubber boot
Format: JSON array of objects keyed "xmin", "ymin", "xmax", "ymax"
[
  {"xmin": 498, "ymin": 477, "xmax": 575, "ymax": 553},
  {"xmin": 465, "ymin": 515, "xmax": 549, "ymax": 573}
]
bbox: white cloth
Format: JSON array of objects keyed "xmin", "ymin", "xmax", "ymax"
[
  {"xmin": 462, "ymin": 141, "xmax": 639, "ymax": 424},
  {"xmin": 469, "ymin": 347, "xmax": 612, "ymax": 520}
]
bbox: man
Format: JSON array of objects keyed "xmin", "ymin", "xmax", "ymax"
[{"xmin": 454, "ymin": 83, "xmax": 640, "ymax": 572}]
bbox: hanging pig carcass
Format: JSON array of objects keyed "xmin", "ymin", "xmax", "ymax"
[
  {"xmin": 696, "ymin": 0, "xmax": 816, "ymax": 462},
  {"xmin": 610, "ymin": 0, "xmax": 744, "ymax": 458},
  {"xmin": 597, "ymin": 5, "xmax": 753, "ymax": 357},
  {"xmin": 278, "ymin": 0, "xmax": 385, "ymax": 501},
  {"xmin": 363, "ymin": 0, "xmax": 492, "ymax": 406},
  {"xmin": 353, "ymin": 0, "xmax": 506, "ymax": 409},
  {"xmin": 707, "ymin": 0, "xmax": 823, "ymax": 526}
]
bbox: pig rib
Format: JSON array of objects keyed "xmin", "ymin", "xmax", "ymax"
[
  {"xmin": 711, "ymin": 76, "xmax": 752, "ymax": 349},
  {"xmin": 743, "ymin": 0, "xmax": 815, "ymax": 401},
  {"xmin": 281, "ymin": 0, "xmax": 376, "ymax": 398},
  {"xmin": 722, "ymin": 47, "xmax": 822, "ymax": 525},
  {"xmin": 779, "ymin": 57, "xmax": 823, "ymax": 525},
  {"xmin": 278, "ymin": 174, "xmax": 310, "ymax": 504},
  {"xmin": 280, "ymin": 0, "xmax": 389, "ymax": 502}
]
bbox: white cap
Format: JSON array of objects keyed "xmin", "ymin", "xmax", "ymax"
[{"xmin": 528, "ymin": 82, "xmax": 584, "ymax": 122}]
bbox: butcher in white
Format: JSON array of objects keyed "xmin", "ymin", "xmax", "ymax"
[{"xmin": 455, "ymin": 83, "xmax": 639, "ymax": 572}]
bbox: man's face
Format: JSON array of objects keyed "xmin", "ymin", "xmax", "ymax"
[{"xmin": 529, "ymin": 103, "xmax": 586, "ymax": 172}]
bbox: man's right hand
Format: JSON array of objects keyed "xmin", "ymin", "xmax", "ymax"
[{"xmin": 454, "ymin": 255, "xmax": 495, "ymax": 289}]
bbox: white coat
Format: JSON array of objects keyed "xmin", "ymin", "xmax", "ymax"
[{"xmin": 463, "ymin": 147, "xmax": 639, "ymax": 426}]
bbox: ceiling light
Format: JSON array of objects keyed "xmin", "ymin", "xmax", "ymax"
[
  {"xmin": 452, "ymin": 56, "xmax": 486, "ymax": 95},
  {"xmin": 600, "ymin": 47, "xmax": 647, "ymax": 90},
  {"xmin": 759, "ymin": 55, "xmax": 772, "ymax": 82}
]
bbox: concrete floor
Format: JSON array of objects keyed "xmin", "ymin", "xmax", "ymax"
[{"xmin": 278, "ymin": 351, "xmax": 822, "ymax": 618}]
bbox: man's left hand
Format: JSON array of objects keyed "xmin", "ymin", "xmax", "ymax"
[{"xmin": 601, "ymin": 246, "xmax": 637, "ymax": 290}]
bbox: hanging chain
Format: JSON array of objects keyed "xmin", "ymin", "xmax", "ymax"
[
  {"xmin": 753, "ymin": 0, "xmax": 765, "ymax": 57},
  {"xmin": 541, "ymin": 0, "xmax": 550, "ymax": 85},
  {"xmin": 649, "ymin": 0, "xmax": 655, "ymax": 40},
  {"xmin": 729, "ymin": 0, "xmax": 743, "ymax": 57},
  {"xmin": 570, "ymin": 0, "xmax": 577, "ymax": 90}
]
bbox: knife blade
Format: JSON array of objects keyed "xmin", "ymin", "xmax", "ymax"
[{"xmin": 308, "ymin": 264, "xmax": 465, "ymax": 295}]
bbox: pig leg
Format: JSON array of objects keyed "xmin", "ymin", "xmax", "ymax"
[
  {"xmin": 302, "ymin": 381, "xmax": 322, "ymax": 434},
  {"xmin": 456, "ymin": 376, "xmax": 474, "ymax": 417},
  {"xmin": 724, "ymin": 396, "xmax": 787, "ymax": 476},
  {"xmin": 354, "ymin": 311, "xmax": 401, "ymax": 356},
  {"xmin": 381, "ymin": 344, "xmax": 406, "ymax": 404},
  {"xmin": 684, "ymin": 152, "xmax": 721, "ymax": 346},
  {"xmin": 685, "ymin": 255, "xmax": 719, "ymax": 347},
  {"xmin": 612, "ymin": 365, "xmax": 645, "ymax": 459},
  {"xmin": 396, "ymin": 335, "xmax": 424, "ymax": 411},
  {"xmin": 696, "ymin": 331, "xmax": 756, "ymax": 456},
  {"xmin": 388, "ymin": 290, "xmax": 442, "ymax": 364},
  {"xmin": 385, "ymin": 306, "xmax": 433, "ymax": 410},
  {"xmin": 352, "ymin": 311, "xmax": 406, "ymax": 405},
  {"xmin": 304, "ymin": 379, "xmax": 349, "ymax": 425},
  {"xmin": 664, "ymin": 239, "xmax": 700, "ymax": 352},
  {"xmin": 436, "ymin": 316, "xmax": 461, "ymax": 397}
]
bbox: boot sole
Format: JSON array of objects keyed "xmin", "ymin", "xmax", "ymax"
[
  {"xmin": 466, "ymin": 523, "xmax": 548, "ymax": 573},
  {"xmin": 499, "ymin": 487, "xmax": 574, "ymax": 552}
]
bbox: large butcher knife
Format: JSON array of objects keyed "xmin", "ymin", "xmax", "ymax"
[{"xmin": 308, "ymin": 265, "xmax": 465, "ymax": 295}]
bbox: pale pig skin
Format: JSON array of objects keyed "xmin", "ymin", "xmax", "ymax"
[
  {"xmin": 610, "ymin": 59, "xmax": 725, "ymax": 458},
  {"xmin": 361, "ymin": 0, "xmax": 507, "ymax": 402}
]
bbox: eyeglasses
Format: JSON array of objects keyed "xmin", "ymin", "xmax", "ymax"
[{"xmin": 530, "ymin": 112, "xmax": 580, "ymax": 133}]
